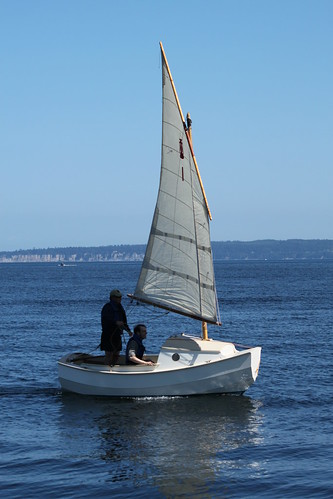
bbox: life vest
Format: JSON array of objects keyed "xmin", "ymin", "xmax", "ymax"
[{"xmin": 126, "ymin": 333, "xmax": 145, "ymax": 364}]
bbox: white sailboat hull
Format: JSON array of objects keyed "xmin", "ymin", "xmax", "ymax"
[{"xmin": 58, "ymin": 335, "xmax": 261, "ymax": 397}]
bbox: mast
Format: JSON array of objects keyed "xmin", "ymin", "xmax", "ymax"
[{"xmin": 186, "ymin": 112, "xmax": 209, "ymax": 341}]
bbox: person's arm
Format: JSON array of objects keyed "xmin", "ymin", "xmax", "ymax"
[
  {"xmin": 113, "ymin": 318, "xmax": 132, "ymax": 335},
  {"xmin": 128, "ymin": 345, "xmax": 154, "ymax": 365},
  {"xmin": 122, "ymin": 323, "xmax": 133, "ymax": 336},
  {"xmin": 128, "ymin": 353, "xmax": 154, "ymax": 366},
  {"xmin": 120, "ymin": 307, "xmax": 132, "ymax": 335}
]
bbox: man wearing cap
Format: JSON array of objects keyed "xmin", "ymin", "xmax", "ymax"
[{"xmin": 101, "ymin": 289, "xmax": 132, "ymax": 366}]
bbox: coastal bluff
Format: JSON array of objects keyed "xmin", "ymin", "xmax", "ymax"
[{"xmin": 1, "ymin": 240, "xmax": 332, "ymax": 263}]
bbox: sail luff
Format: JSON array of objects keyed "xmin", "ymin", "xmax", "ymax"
[{"xmin": 159, "ymin": 41, "xmax": 212, "ymax": 221}]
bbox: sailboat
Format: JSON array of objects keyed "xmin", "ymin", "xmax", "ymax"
[{"xmin": 58, "ymin": 42, "xmax": 261, "ymax": 397}]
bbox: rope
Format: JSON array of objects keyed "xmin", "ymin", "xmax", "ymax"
[
  {"xmin": 88, "ymin": 344, "xmax": 102, "ymax": 354},
  {"xmin": 125, "ymin": 300, "xmax": 170, "ymax": 322}
]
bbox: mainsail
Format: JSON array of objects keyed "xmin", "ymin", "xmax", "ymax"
[{"xmin": 132, "ymin": 43, "xmax": 220, "ymax": 325}]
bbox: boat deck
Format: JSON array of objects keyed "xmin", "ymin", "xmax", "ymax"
[{"xmin": 65, "ymin": 353, "xmax": 159, "ymax": 367}]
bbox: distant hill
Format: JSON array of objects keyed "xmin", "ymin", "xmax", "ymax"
[
  {"xmin": 211, "ymin": 239, "xmax": 333, "ymax": 260},
  {"xmin": 0, "ymin": 240, "xmax": 332, "ymax": 263}
]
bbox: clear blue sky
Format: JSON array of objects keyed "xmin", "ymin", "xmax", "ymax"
[{"xmin": 1, "ymin": 0, "xmax": 332, "ymax": 251}]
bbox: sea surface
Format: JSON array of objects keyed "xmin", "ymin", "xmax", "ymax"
[{"xmin": 0, "ymin": 260, "xmax": 332, "ymax": 498}]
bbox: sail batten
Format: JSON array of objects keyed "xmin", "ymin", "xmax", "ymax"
[
  {"xmin": 140, "ymin": 261, "xmax": 215, "ymax": 291},
  {"xmin": 132, "ymin": 44, "xmax": 220, "ymax": 326},
  {"xmin": 151, "ymin": 227, "xmax": 211, "ymax": 252}
]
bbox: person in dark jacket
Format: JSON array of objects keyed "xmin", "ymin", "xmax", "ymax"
[
  {"xmin": 126, "ymin": 324, "xmax": 154, "ymax": 366},
  {"xmin": 101, "ymin": 289, "xmax": 132, "ymax": 366}
]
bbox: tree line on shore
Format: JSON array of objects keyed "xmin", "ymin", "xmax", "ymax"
[{"xmin": 0, "ymin": 240, "xmax": 332, "ymax": 262}]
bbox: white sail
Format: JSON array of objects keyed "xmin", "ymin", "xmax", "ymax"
[{"xmin": 133, "ymin": 46, "xmax": 219, "ymax": 324}]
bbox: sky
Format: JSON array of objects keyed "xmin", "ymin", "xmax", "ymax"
[{"xmin": 0, "ymin": 0, "xmax": 332, "ymax": 251}]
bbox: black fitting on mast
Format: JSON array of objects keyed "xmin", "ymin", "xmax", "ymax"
[{"xmin": 186, "ymin": 113, "xmax": 192, "ymax": 130}]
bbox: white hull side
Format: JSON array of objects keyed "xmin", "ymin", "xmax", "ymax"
[{"xmin": 58, "ymin": 337, "xmax": 261, "ymax": 397}]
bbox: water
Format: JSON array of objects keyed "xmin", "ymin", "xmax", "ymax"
[{"xmin": 0, "ymin": 261, "xmax": 332, "ymax": 498}]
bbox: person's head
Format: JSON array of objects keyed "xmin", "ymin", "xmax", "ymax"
[
  {"xmin": 134, "ymin": 324, "xmax": 147, "ymax": 339},
  {"xmin": 109, "ymin": 289, "xmax": 122, "ymax": 302}
]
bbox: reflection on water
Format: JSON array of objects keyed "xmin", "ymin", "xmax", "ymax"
[{"xmin": 58, "ymin": 394, "xmax": 264, "ymax": 497}]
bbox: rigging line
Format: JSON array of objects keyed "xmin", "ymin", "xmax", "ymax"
[
  {"xmin": 145, "ymin": 309, "xmax": 170, "ymax": 321},
  {"xmin": 77, "ymin": 344, "xmax": 102, "ymax": 355},
  {"xmin": 125, "ymin": 303, "xmax": 166, "ymax": 321},
  {"xmin": 136, "ymin": 306, "xmax": 170, "ymax": 321},
  {"xmin": 125, "ymin": 302, "xmax": 138, "ymax": 317},
  {"xmin": 128, "ymin": 298, "xmax": 170, "ymax": 321}
]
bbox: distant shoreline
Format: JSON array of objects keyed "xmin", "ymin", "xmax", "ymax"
[{"xmin": 0, "ymin": 239, "xmax": 332, "ymax": 263}]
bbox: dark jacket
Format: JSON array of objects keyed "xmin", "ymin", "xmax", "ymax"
[
  {"xmin": 126, "ymin": 333, "xmax": 145, "ymax": 364},
  {"xmin": 100, "ymin": 300, "xmax": 128, "ymax": 352}
]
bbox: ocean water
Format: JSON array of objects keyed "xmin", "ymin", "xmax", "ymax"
[{"xmin": 0, "ymin": 260, "xmax": 332, "ymax": 498}]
